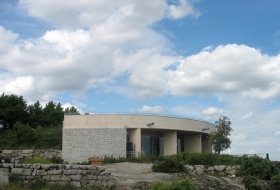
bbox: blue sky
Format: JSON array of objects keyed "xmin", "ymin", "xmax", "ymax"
[{"xmin": 0, "ymin": 0, "xmax": 280, "ymax": 160}]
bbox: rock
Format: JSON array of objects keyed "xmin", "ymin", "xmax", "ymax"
[
  {"xmin": 2, "ymin": 150, "xmax": 13, "ymax": 154},
  {"xmin": 185, "ymin": 165, "xmax": 194, "ymax": 171},
  {"xmin": 71, "ymin": 181, "xmax": 81, "ymax": 188},
  {"xmin": 71, "ymin": 175, "xmax": 82, "ymax": 181},
  {"xmin": 42, "ymin": 176, "xmax": 50, "ymax": 181},
  {"xmin": 41, "ymin": 164, "xmax": 51, "ymax": 170},
  {"xmin": 49, "ymin": 175, "xmax": 61, "ymax": 181},
  {"xmin": 64, "ymin": 169, "xmax": 78, "ymax": 175},
  {"xmin": 60, "ymin": 175, "xmax": 71, "ymax": 182},
  {"xmin": 47, "ymin": 169, "xmax": 63, "ymax": 175},
  {"xmin": 11, "ymin": 168, "xmax": 33, "ymax": 175},
  {"xmin": 214, "ymin": 165, "xmax": 226, "ymax": 172},
  {"xmin": 194, "ymin": 165, "xmax": 204, "ymax": 174},
  {"xmin": 22, "ymin": 150, "xmax": 33, "ymax": 154},
  {"xmin": 0, "ymin": 168, "xmax": 9, "ymax": 184},
  {"xmin": 37, "ymin": 169, "xmax": 47, "ymax": 176},
  {"xmin": 3, "ymin": 163, "xmax": 14, "ymax": 168}
]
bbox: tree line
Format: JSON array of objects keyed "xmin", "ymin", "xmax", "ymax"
[
  {"xmin": 0, "ymin": 93, "xmax": 80, "ymax": 129},
  {"xmin": 0, "ymin": 93, "xmax": 80, "ymax": 149}
]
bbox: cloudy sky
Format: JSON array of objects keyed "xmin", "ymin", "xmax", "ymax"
[{"xmin": 1, "ymin": 0, "xmax": 280, "ymax": 160}]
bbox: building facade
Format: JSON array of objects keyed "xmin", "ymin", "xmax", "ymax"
[{"xmin": 62, "ymin": 114, "xmax": 216, "ymax": 163}]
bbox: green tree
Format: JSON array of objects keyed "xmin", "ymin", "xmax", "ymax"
[
  {"xmin": 210, "ymin": 115, "xmax": 232, "ymax": 154},
  {"xmin": 27, "ymin": 101, "xmax": 44, "ymax": 127},
  {"xmin": 0, "ymin": 93, "xmax": 28, "ymax": 129},
  {"xmin": 64, "ymin": 106, "xmax": 80, "ymax": 115},
  {"xmin": 43, "ymin": 101, "xmax": 64, "ymax": 126}
]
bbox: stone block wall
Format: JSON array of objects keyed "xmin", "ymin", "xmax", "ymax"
[
  {"xmin": 0, "ymin": 163, "xmax": 115, "ymax": 188},
  {"xmin": 63, "ymin": 128, "xmax": 126, "ymax": 163},
  {"xmin": 185, "ymin": 164, "xmax": 239, "ymax": 176},
  {"xmin": 0, "ymin": 149, "xmax": 61, "ymax": 164}
]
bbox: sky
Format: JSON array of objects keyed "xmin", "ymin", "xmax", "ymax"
[{"xmin": 0, "ymin": 0, "xmax": 280, "ymax": 160}]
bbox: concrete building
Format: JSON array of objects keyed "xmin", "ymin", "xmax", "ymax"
[{"xmin": 62, "ymin": 114, "xmax": 216, "ymax": 163}]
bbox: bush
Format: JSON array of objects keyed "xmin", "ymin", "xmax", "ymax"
[
  {"xmin": 51, "ymin": 155, "xmax": 64, "ymax": 164},
  {"xmin": 248, "ymin": 183, "xmax": 263, "ymax": 190},
  {"xmin": 242, "ymin": 175, "xmax": 258, "ymax": 189},
  {"xmin": 270, "ymin": 174, "xmax": 280, "ymax": 190},
  {"xmin": 152, "ymin": 157, "xmax": 185, "ymax": 173},
  {"xmin": 239, "ymin": 156, "xmax": 279, "ymax": 180},
  {"xmin": 176, "ymin": 152, "xmax": 242, "ymax": 166},
  {"xmin": 22, "ymin": 156, "xmax": 52, "ymax": 164},
  {"xmin": 151, "ymin": 179, "xmax": 197, "ymax": 190}
]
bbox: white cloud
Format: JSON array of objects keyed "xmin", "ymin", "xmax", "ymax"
[
  {"xmin": 242, "ymin": 112, "xmax": 253, "ymax": 120},
  {"xmin": 0, "ymin": 76, "xmax": 34, "ymax": 97},
  {"xmin": 167, "ymin": 0, "xmax": 200, "ymax": 19},
  {"xmin": 231, "ymin": 133, "xmax": 247, "ymax": 141},
  {"xmin": 274, "ymin": 131, "xmax": 280, "ymax": 136},
  {"xmin": 202, "ymin": 107, "xmax": 224, "ymax": 116},
  {"xmin": 138, "ymin": 105, "xmax": 166, "ymax": 114},
  {"xmin": 62, "ymin": 102, "xmax": 83, "ymax": 114},
  {"xmin": 168, "ymin": 44, "xmax": 280, "ymax": 99}
]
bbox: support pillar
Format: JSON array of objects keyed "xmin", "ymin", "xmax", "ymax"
[
  {"xmin": 130, "ymin": 128, "xmax": 141, "ymax": 157},
  {"xmin": 164, "ymin": 131, "xmax": 177, "ymax": 156}
]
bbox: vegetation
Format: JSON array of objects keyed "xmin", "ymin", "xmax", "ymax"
[
  {"xmin": 0, "ymin": 180, "xmax": 105, "ymax": 190},
  {"xmin": 176, "ymin": 152, "xmax": 242, "ymax": 166},
  {"xmin": 0, "ymin": 93, "xmax": 79, "ymax": 149},
  {"xmin": 242, "ymin": 175, "xmax": 259, "ymax": 189},
  {"xmin": 270, "ymin": 174, "xmax": 280, "ymax": 190},
  {"xmin": 239, "ymin": 156, "xmax": 279, "ymax": 180},
  {"xmin": 210, "ymin": 115, "xmax": 232, "ymax": 154},
  {"xmin": 151, "ymin": 179, "xmax": 197, "ymax": 190},
  {"xmin": 152, "ymin": 157, "xmax": 185, "ymax": 173},
  {"xmin": 22, "ymin": 156, "xmax": 52, "ymax": 164}
]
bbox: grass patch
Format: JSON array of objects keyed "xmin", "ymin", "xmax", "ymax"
[
  {"xmin": 22, "ymin": 156, "xmax": 52, "ymax": 164},
  {"xmin": 151, "ymin": 179, "xmax": 197, "ymax": 190}
]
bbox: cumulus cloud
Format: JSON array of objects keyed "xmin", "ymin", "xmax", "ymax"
[
  {"xmin": 202, "ymin": 107, "xmax": 224, "ymax": 116},
  {"xmin": 138, "ymin": 105, "xmax": 166, "ymax": 114},
  {"xmin": 167, "ymin": 0, "xmax": 200, "ymax": 19},
  {"xmin": 168, "ymin": 44, "xmax": 280, "ymax": 99}
]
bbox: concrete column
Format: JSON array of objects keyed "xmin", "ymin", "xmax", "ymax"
[
  {"xmin": 184, "ymin": 134, "xmax": 202, "ymax": 153},
  {"xmin": 164, "ymin": 131, "xmax": 177, "ymax": 156},
  {"xmin": 130, "ymin": 128, "xmax": 141, "ymax": 157}
]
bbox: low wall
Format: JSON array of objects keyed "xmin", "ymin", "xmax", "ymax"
[
  {"xmin": 185, "ymin": 164, "xmax": 239, "ymax": 176},
  {"xmin": 0, "ymin": 149, "xmax": 62, "ymax": 163},
  {"xmin": 0, "ymin": 163, "xmax": 114, "ymax": 188}
]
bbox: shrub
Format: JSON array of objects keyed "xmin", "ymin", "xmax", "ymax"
[
  {"xmin": 152, "ymin": 157, "xmax": 185, "ymax": 173},
  {"xmin": 22, "ymin": 156, "xmax": 52, "ymax": 164},
  {"xmin": 242, "ymin": 175, "xmax": 258, "ymax": 189},
  {"xmin": 51, "ymin": 155, "xmax": 64, "ymax": 164},
  {"xmin": 270, "ymin": 174, "xmax": 280, "ymax": 190},
  {"xmin": 248, "ymin": 183, "xmax": 263, "ymax": 190},
  {"xmin": 175, "ymin": 152, "xmax": 242, "ymax": 166},
  {"xmin": 239, "ymin": 156, "xmax": 279, "ymax": 180},
  {"xmin": 151, "ymin": 179, "xmax": 197, "ymax": 190}
]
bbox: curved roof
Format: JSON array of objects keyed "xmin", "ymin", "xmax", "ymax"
[
  {"xmin": 64, "ymin": 113, "xmax": 215, "ymax": 134},
  {"xmin": 63, "ymin": 114, "xmax": 215, "ymax": 133}
]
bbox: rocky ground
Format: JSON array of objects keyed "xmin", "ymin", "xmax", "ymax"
[{"xmin": 101, "ymin": 162, "xmax": 245, "ymax": 190}]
